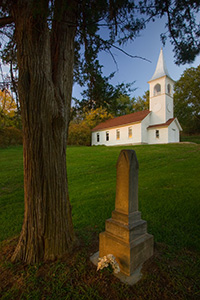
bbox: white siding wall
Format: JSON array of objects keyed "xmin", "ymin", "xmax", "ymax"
[
  {"xmin": 168, "ymin": 121, "xmax": 180, "ymax": 143},
  {"xmin": 91, "ymin": 119, "xmax": 181, "ymax": 146},
  {"xmin": 147, "ymin": 121, "xmax": 180, "ymax": 144},
  {"xmin": 148, "ymin": 127, "xmax": 169, "ymax": 144},
  {"xmin": 141, "ymin": 114, "xmax": 151, "ymax": 143},
  {"xmin": 92, "ymin": 123, "xmax": 142, "ymax": 146}
]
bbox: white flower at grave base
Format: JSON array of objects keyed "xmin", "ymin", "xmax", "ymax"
[{"xmin": 97, "ymin": 254, "xmax": 120, "ymax": 274}]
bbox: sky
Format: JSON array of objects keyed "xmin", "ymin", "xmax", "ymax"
[{"xmin": 72, "ymin": 17, "xmax": 200, "ymax": 100}]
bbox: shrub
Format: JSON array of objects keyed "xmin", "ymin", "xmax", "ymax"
[
  {"xmin": 0, "ymin": 127, "xmax": 23, "ymax": 147},
  {"xmin": 68, "ymin": 122, "xmax": 91, "ymax": 146}
]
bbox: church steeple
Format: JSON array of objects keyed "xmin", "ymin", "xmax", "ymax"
[
  {"xmin": 149, "ymin": 48, "xmax": 172, "ymax": 81},
  {"xmin": 148, "ymin": 48, "xmax": 175, "ymax": 125}
]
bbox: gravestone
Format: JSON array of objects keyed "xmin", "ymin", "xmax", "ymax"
[{"xmin": 98, "ymin": 150, "xmax": 154, "ymax": 282}]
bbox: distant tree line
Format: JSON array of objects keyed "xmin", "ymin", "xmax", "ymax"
[{"xmin": 1, "ymin": 64, "xmax": 200, "ymax": 147}]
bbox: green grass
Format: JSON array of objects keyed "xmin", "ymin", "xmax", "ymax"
[
  {"xmin": 0, "ymin": 142, "xmax": 200, "ymax": 299},
  {"xmin": 66, "ymin": 144, "xmax": 200, "ymax": 252}
]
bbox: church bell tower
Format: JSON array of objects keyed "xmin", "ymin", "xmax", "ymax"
[{"xmin": 148, "ymin": 48, "xmax": 175, "ymax": 125}]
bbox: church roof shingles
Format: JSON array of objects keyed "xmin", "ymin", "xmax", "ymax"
[
  {"xmin": 92, "ymin": 110, "xmax": 151, "ymax": 132},
  {"xmin": 147, "ymin": 118, "xmax": 175, "ymax": 129}
]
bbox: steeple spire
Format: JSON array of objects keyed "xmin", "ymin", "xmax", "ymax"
[{"xmin": 149, "ymin": 48, "xmax": 172, "ymax": 81}]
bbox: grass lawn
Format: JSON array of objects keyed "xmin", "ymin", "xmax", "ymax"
[{"xmin": 0, "ymin": 142, "xmax": 200, "ymax": 299}]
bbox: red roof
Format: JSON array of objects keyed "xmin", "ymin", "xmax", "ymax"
[
  {"xmin": 92, "ymin": 110, "xmax": 151, "ymax": 132},
  {"xmin": 147, "ymin": 118, "xmax": 175, "ymax": 129}
]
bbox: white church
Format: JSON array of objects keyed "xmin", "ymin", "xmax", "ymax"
[{"xmin": 91, "ymin": 48, "xmax": 182, "ymax": 146}]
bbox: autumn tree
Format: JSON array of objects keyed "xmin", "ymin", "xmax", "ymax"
[
  {"xmin": 84, "ymin": 107, "xmax": 113, "ymax": 129},
  {"xmin": 67, "ymin": 122, "xmax": 91, "ymax": 146},
  {"xmin": 68, "ymin": 107, "xmax": 113, "ymax": 145},
  {"xmin": 0, "ymin": 0, "xmax": 199, "ymax": 264},
  {"xmin": 0, "ymin": 89, "xmax": 17, "ymax": 127},
  {"xmin": 174, "ymin": 65, "xmax": 200, "ymax": 134}
]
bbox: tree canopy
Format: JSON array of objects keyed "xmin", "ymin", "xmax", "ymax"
[
  {"xmin": 0, "ymin": 0, "xmax": 200, "ymax": 92},
  {"xmin": 174, "ymin": 65, "xmax": 200, "ymax": 134}
]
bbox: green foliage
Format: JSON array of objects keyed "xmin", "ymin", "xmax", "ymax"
[
  {"xmin": 1, "ymin": 0, "xmax": 199, "ymax": 110},
  {"xmin": 74, "ymin": 89, "xmax": 150, "ymax": 120},
  {"xmin": 174, "ymin": 65, "xmax": 200, "ymax": 134},
  {"xmin": 111, "ymin": 90, "xmax": 149, "ymax": 116},
  {"xmin": 76, "ymin": 73, "xmax": 135, "ymax": 116},
  {"xmin": 133, "ymin": 90, "xmax": 149, "ymax": 111},
  {"xmin": 141, "ymin": 1, "xmax": 200, "ymax": 65},
  {"xmin": 114, "ymin": 94, "xmax": 135, "ymax": 116}
]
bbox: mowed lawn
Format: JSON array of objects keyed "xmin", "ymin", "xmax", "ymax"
[{"xmin": 0, "ymin": 143, "xmax": 200, "ymax": 299}]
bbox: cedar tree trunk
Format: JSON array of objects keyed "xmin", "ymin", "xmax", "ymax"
[{"xmin": 11, "ymin": 0, "xmax": 77, "ymax": 263}]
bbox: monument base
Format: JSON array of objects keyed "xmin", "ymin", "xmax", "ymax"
[
  {"xmin": 90, "ymin": 251, "xmax": 143, "ymax": 285},
  {"xmin": 99, "ymin": 230, "xmax": 154, "ymax": 276}
]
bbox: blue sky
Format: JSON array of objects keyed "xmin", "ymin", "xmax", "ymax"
[{"xmin": 72, "ymin": 17, "xmax": 200, "ymax": 100}]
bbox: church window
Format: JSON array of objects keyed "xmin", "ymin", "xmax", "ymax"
[
  {"xmin": 154, "ymin": 83, "xmax": 161, "ymax": 96},
  {"xmin": 97, "ymin": 133, "xmax": 100, "ymax": 142},
  {"xmin": 106, "ymin": 131, "xmax": 109, "ymax": 141},
  {"xmin": 116, "ymin": 129, "xmax": 120, "ymax": 140},
  {"xmin": 128, "ymin": 127, "xmax": 132, "ymax": 138},
  {"xmin": 156, "ymin": 130, "xmax": 159, "ymax": 138},
  {"xmin": 167, "ymin": 84, "xmax": 171, "ymax": 95}
]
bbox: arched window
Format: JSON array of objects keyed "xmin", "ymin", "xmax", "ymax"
[
  {"xmin": 167, "ymin": 84, "xmax": 171, "ymax": 95},
  {"xmin": 116, "ymin": 129, "xmax": 120, "ymax": 140},
  {"xmin": 128, "ymin": 127, "xmax": 132, "ymax": 138},
  {"xmin": 106, "ymin": 131, "xmax": 109, "ymax": 141},
  {"xmin": 154, "ymin": 83, "xmax": 161, "ymax": 96}
]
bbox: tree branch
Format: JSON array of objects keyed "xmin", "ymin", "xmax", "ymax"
[
  {"xmin": 165, "ymin": 1, "xmax": 179, "ymax": 47},
  {"xmin": 110, "ymin": 43, "xmax": 152, "ymax": 63},
  {"xmin": 0, "ymin": 16, "xmax": 14, "ymax": 28}
]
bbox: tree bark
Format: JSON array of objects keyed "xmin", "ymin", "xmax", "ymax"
[{"xmin": 11, "ymin": 0, "xmax": 77, "ymax": 263}]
